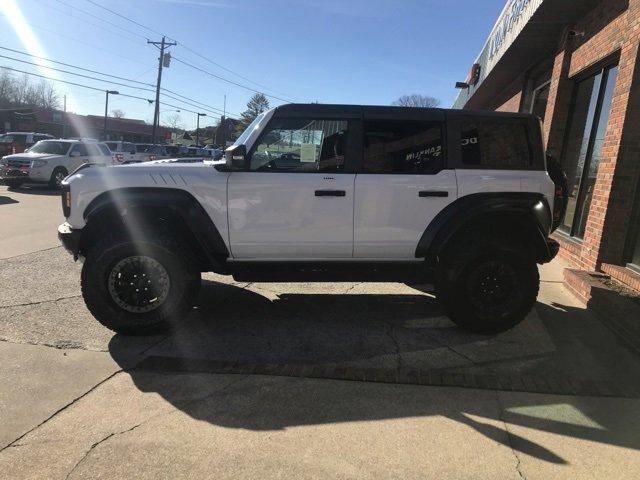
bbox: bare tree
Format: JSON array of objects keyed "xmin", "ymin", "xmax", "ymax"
[
  {"xmin": 110, "ymin": 109, "xmax": 125, "ymax": 118},
  {"xmin": 40, "ymin": 80, "xmax": 60, "ymax": 109},
  {"xmin": 392, "ymin": 94, "xmax": 441, "ymax": 108},
  {"xmin": 0, "ymin": 71, "xmax": 60, "ymax": 109},
  {"xmin": 162, "ymin": 113, "xmax": 183, "ymax": 130}
]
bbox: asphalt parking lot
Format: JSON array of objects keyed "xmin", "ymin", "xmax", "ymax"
[{"xmin": 2, "ymin": 183, "xmax": 640, "ymax": 479}]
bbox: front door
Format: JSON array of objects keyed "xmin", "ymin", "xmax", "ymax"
[
  {"xmin": 354, "ymin": 118, "xmax": 457, "ymax": 258},
  {"xmin": 228, "ymin": 117, "xmax": 355, "ymax": 259}
]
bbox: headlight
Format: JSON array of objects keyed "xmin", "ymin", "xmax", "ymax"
[{"xmin": 31, "ymin": 159, "xmax": 48, "ymax": 168}]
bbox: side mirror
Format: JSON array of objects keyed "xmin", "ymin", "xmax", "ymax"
[{"xmin": 225, "ymin": 144, "xmax": 247, "ymax": 170}]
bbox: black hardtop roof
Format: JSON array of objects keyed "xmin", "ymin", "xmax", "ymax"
[{"xmin": 274, "ymin": 103, "xmax": 538, "ymax": 122}]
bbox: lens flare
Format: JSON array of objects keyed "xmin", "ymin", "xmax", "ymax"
[{"xmin": 0, "ymin": 0, "xmax": 91, "ymax": 138}]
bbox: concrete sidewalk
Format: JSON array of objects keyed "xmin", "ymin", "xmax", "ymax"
[{"xmin": 2, "ymin": 370, "xmax": 639, "ymax": 479}]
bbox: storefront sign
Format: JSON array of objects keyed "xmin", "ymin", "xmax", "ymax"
[{"xmin": 489, "ymin": 0, "xmax": 532, "ymax": 60}]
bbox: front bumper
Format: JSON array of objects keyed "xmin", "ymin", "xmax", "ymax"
[
  {"xmin": 0, "ymin": 167, "xmax": 29, "ymax": 182},
  {"xmin": 58, "ymin": 222, "xmax": 82, "ymax": 260}
]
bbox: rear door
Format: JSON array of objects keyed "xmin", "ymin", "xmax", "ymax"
[
  {"xmin": 228, "ymin": 114, "xmax": 358, "ymax": 259},
  {"xmin": 354, "ymin": 112, "xmax": 457, "ymax": 258}
]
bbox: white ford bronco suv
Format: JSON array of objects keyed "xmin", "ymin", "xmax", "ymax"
[{"xmin": 58, "ymin": 104, "xmax": 567, "ymax": 335}]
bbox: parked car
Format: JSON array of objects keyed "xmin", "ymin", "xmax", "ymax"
[
  {"xmin": 1, "ymin": 139, "xmax": 111, "ymax": 189},
  {"xmin": 104, "ymin": 141, "xmax": 141, "ymax": 164},
  {"xmin": 0, "ymin": 132, "xmax": 53, "ymax": 157},
  {"xmin": 58, "ymin": 103, "xmax": 567, "ymax": 335},
  {"xmin": 134, "ymin": 144, "xmax": 170, "ymax": 161}
]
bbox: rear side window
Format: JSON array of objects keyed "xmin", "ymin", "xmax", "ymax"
[
  {"xmin": 70, "ymin": 144, "xmax": 88, "ymax": 156},
  {"xmin": 97, "ymin": 144, "xmax": 111, "ymax": 155},
  {"xmin": 461, "ymin": 122, "xmax": 531, "ymax": 168},
  {"xmin": 363, "ymin": 121, "xmax": 444, "ymax": 174}
]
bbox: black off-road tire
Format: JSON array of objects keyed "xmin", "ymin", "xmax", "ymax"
[
  {"xmin": 435, "ymin": 236, "xmax": 539, "ymax": 334},
  {"xmin": 49, "ymin": 167, "xmax": 68, "ymax": 190},
  {"xmin": 81, "ymin": 232, "xmax": 201, "ymax": 335}
]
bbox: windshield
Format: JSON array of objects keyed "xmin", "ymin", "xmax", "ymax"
[
  {"xmin": 29, "ymin": 141, "xmax": 70, "ymax": 155},
  {"xmin": 0, "ymin": 134, "xmax": 26, "ymax": 143},
  {"xmin": 233, "ymin": 111, "xmax": 267, "ymax": 147}
]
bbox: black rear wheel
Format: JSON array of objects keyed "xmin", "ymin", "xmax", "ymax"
[
  {"xmin": 81, "ymin": 233, "xmax": 200, "ymax": 335},
  {"xmin": 436, "ymin": 238, "xmax": 539, "ymax": 334}
]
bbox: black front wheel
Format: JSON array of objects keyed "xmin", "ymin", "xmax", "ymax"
[
  {"xmin": 49, "ymin": 167, "xmax": 68, "ymax": 190},
  {"xmin": 436, "ymin": 242, "xmax": 539, "ymax": 334},
  {"xmin": 81, "ymin": 233, "xmax": 200, "ymax": 335}
]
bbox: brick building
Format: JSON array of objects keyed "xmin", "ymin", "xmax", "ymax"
[
  {"xmin": 0, "ymin": 107, "xmax": 170, "ymax": 143},
  {"xmin": 454, "ymin": 0, "xmax": 640, "ymax": 291}
]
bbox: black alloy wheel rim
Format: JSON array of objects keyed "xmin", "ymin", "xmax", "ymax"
[
  {"xmin": 107, "ymin": 256, "xmax": 171, "ymax": 313},
  {"xmin": 54, "ymin": 171, "xmax": 65, "ymax": 188},
  {"xmin": 466, "ymin": 260, "xmax": 521, "ymax": 319}
]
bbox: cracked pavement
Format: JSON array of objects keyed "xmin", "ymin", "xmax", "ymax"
[{"xmin": 2, "ymin": 184, "xmax": 640, "ymax": 478}]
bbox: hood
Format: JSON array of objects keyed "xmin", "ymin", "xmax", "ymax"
[{"xmin": 2, "ymin": 152, "xmax": 61, "ymax": 162}]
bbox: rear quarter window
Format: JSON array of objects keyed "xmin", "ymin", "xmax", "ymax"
[{"xmin": 461, "ymin": 122, "xmax": 532, "ymax": 168}]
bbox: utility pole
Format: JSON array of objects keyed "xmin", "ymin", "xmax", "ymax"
[
  {"xmin": 148, "ymin": 36, "xmax": 176, "ymax": 145},
  {"xmin": 195, "ymin": 113, "xmax": 207, "ymax": 147},
  {"xmin": 62, "ymin": 94, "xmax": 67, "ymax": 138},
  {"xmin": 103, "ymin": 90, "xmax": 119, "ymax": 140}
]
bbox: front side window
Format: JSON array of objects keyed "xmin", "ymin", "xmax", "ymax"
[
  {"xmin": 461, "ymin": 122, "xmax": 531, "ymax": 168},
  {"xmin": 363, "ymin": 120, "xmax": 444, "ymax": 174},
  {"xmin": 105, "ymin": 142, "xmax": 118, "ymax": 151},
  {"xmin": 249, "ymin": 118, "xmax": 348, "ymax": 173},
  {"xmin": 29, "ymin": 141, "xmax": 70, "ymax": 155}
]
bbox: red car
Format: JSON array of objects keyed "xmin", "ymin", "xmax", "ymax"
[{"xmin": 0, "ymin": 132, "xmax": 54, "ymax": 156}]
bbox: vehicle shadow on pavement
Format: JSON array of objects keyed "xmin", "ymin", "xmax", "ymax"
[
  {"xmin": 106, "ymin": 280, "xmax": 640, "ymax": 465},
  {"xmin": 0, "ymin": 195, "xmax": 19, "ymax": 205},
  {"xmin": 5, "ymin": 185, "xmax": 60, "ymax": 196}
]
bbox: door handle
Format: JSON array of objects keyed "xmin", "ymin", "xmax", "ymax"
[
  {"xmin": 419, "ymin": 191, "xmax": 449, "ymax": 198},
  {"xmin": 315, "ymin": 189, "xmax": 346, "ymax": 197}
]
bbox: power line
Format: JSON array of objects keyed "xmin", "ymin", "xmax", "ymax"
[
  {"xmin": 177, "ymin": 44, "xmax": 290, "ymax": 97},
  {"xmin": 0, "ymin": 46, "xmax": 155, "ymax": 88},
  {"xmin": 172, "ymin": 56, "xmax": 292, "ymax": 103},
  {"xmin": 0, "ymin": 56, "xmax": 226, "ymax": 117},
  {"xmin": 0, "ymin": 54, "xmax": 155, "ymax": 93},
  {"xmin": 83, "ymin": 0, "xmax": 167, "ymax": 39},
  {"xmin": 0, "ymin": 65, "xmax": 153, "ymax": 103},
  {"xmin": 0, "ymin": 46, "xmax": 237, "ymax": 117},
  {"xmin": 54, "ymin": 0, "xmax": 149, "ymax": 41},
  {"xmin": 81, "ymin": 0, "xmax": 290, "ymax": 99}
]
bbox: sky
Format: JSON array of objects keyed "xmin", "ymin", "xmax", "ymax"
[{"xmin": 0, "ymin": 0, "xmax": 506, "ymax": 130}]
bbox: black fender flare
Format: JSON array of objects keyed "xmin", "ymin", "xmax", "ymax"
[
  {"xmin": 416, "ymin": 192, "xmax": 555, "ymax": 264},
  {"xmin": 82, "ymin": 187, "xmax": 229, "ymax": 267}
]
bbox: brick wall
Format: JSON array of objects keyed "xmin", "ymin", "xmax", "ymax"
[
  {"xmin": 496, "ymin": 90, "xmax": 522, "ymax": 113},
  {"xmin": 540, "ymin": 0, "xmax": 640, "ymax": 272},
  {"xmin": 579, "ymin": 0, "xmax": 640, "ymax": 270}
]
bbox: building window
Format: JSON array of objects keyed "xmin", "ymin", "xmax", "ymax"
[
  {"xmin": 461, "ymin": 122, "xmax": 531, "ymax": 168},
  {"xmin": 560, "ymin": 64, "xmax": 618, "ymax": 239}
]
